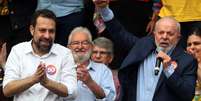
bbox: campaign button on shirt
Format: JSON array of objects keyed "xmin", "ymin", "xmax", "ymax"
[{"xmin": 46, "ymin": 65, "xmax": 57, "ymax": 75}]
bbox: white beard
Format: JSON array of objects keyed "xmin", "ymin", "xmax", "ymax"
[{"xmin": 72, "ymin": 49, "xmax": 92, "ymax": 64}]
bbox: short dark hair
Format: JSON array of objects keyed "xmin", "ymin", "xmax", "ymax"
[
  {"xmin": 30, "ymin": 9, "xmax": 57, "ymax": 27},
  {"xmin": 189, "ymin": 26, "xmax": 201, "ymax": 37}
]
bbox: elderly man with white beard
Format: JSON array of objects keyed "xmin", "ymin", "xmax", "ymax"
[{"xmin": 67, "ymin": 26, "xmax": 116, "ymax": 101}]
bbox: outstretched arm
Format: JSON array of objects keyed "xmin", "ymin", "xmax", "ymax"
[
  {"xmin": 146, "ymin": 0, "xmax": 162, "ymax": 34},
  {"xmin": 94, "ymin": 0, "xmax": 139, "ymax": 52}
]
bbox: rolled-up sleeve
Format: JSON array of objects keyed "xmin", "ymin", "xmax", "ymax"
[
  {"xmin": 3, "ymin": 47, "xmax": 21, "ymax": 88},
  {"xmin": 96, "ymin": 67, "xmax": 116, "ymax": 101},
  {"xmin": 99, "ymin": 6, "xmax": 114, "ymax": 22},
  {"xmin": 60, "ymin": 52, "xmax": 77, "ymax": 99}
]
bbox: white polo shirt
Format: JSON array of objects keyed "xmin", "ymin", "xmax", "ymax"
[{"xmin": 3, "ymin": 41, "xmax": 77, "ymax": 101}]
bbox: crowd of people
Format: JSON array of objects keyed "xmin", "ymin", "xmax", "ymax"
[{"xmin": 0, "ymin": 0, "xmax": 201, "ymax": 101}]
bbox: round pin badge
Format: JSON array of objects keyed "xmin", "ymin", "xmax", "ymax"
[{"xmin": 46, "ymin": 65, "xmax": 57, "ymax": 75}]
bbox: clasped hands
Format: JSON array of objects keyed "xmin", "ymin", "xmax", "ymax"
[
  {"xmin": 76, "ymin": 64, "xmax": 93, "ymax": 85},
  {"xmin": 32, "ymin": 62, "xmax": 48, "ymax": 85}
]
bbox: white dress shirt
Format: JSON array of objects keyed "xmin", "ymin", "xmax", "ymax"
[{"xmin": 3, "ymin": 41, "xmax": 77, "ymax": 101}]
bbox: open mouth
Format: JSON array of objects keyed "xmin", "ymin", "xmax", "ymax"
[
  {"xmin": 75, "ymin": 51, "xmax": 87, "ymax": 55},
  {"xmin": 160, "ymin": 42, "xmax": 169, "ymax": 47},
  {"xmin": 40, "ymin": 41, "xmax": 50, "ymax": 47}
]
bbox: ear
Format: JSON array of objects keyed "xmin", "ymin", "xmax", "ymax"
[
  {"xmin": 29, "ymin": 25, "xmax": 34, "ymax": 36},
  {"xmin": 178, "ymin": 32, "xmax": 181, "ymax": 38},
  {"xmin": 153, "ymin": 30, "xmax": 156, "ymax": 36},
  {"xmin": 107, "ymin": 55, "xmax": 113, "ymax": 64},
  {"xmin": 67, "ymin": 44, "xmax": 70, "ymax": 48}
]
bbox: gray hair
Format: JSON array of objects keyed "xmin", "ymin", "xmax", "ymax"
[
  {"xmin": 68, "ymin": 26, "xmax": 92, "ymax": 44},
  {"xmin": 154, "ymin": 16, "xmax": 181, "ymax": 33},
  {"xmin": 93, "ymin": 37, "xmax": 114, "ymax": 56}
]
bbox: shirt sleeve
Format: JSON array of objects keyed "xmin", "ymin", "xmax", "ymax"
[
  {"xmin": 152, "ymin": 0, "xmax": 162, "ymax": 14},
  {"xmin": 99, "ymin": 6, "xmax": 114, "ymax": 22},
  {"xmin": 96, "ymin": 66, "xmax": 116, "ymax": 101},
  {"xmin": 60, "ymin": 51, "xmax": 77, "ymax": 99},
  {"xmin": 163, "ymin": 64, "xmax": 175, "ymax": 78},
  {"xmin": 3, "ymin": 47, "xmax": 21, "ymax": 88}
]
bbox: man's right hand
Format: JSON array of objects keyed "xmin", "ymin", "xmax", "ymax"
[
  {"xmin": 93, "ymin": 0, "xmax": 109, "ymax": 8},
  {"xmin": 3, "ymin": 62, "xmax": 46, "ymax": 97},
  {"xmin": 32, "ymin": 62, "xmax": 46, "ymax": 83},
  {"xmin": 76, "ymin": 64, "xmax": 93, "ymax": 84}
]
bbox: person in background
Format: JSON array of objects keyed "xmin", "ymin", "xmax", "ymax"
[
  {"xmin": 91, "ymin": 37, "xmax": 120, "ymax": 101},
  {"xmin": 109, "ymin": 0, "xmax": 161, "ymax": 37},
  {"xmin": 67, "ymin": 27, "xmax": 116, "ymax": 101},
  {"xmin": 0, "ymin": 42, "xmax": 12, "ymax": 101},
  {"xmin": 0, "ymin": 0, "xmax": 37, "ymax": 54},
  {"xmin": 3, "ymin": 9, "xmax": 77, "ymax": 101},
  {"xmin": 91, "ymin": 37, "xmax": 113, "ymax": 65},
  {"xmin": 0, "ymin": 42, "xmax": 7, "ymax": 84},
  {"xmin": 0, "ymin": 42, "xmax": 7, "ymax": 72},
  {"xmin": 186, "ymin": 26, "xmax": 201, "ymax": 101},
  {"xmin": 94, "ymin": 1, "xmax": 197, "ymax": 101}
]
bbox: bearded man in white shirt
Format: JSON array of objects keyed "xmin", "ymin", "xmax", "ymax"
[{"xmin": 3, "ymin": 9, "xmax": 77, "ymax": 101}]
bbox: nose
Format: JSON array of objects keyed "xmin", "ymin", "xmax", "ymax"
[
  {"xmin": 77, "ymin": 43, "xmax": 84, "ymax": 49},
  {"xmin": 187, "ymin": 44, "xmax": 196, "ymax": 53},
  {"xmin": 43, "ymin": 31, "xmax": 51, "ymax": 39},
  {"xmin": 95, "ymin": 52, "xmax": 101, "ymax": 58},
  {"xmin": 162, "ymin": 33, "xmax": 168, "ymax": 39}
]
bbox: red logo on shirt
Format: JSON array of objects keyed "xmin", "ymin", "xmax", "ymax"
[{"xmin": 46, "ymin": 65, "xmax": 57, "ymax": 75}]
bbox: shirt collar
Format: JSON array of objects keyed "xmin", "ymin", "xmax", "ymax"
[
  {"xmin": 166, "ymin": 46, "xmax": 175, "ymax": 56},
  {"xmin": 154, "ymin": 46, "xmax": 175, "ymax": 56},
  {"xmin": 24, "ymin": 40, "xmax": 57, "ymax": 56},
  {"xmin": 86, "ymin": 60, "xmax": 95, "ymax": 71}
]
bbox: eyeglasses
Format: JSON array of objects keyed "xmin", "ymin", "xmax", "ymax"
[
  {"xmin": 92, "ymin": 50, "xmax": 111, "ymax": 56},
  {"xmin": 69, "ymin": 40, "xmax": 91, "ymax": 46}
]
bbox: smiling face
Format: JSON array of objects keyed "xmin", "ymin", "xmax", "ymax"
[
  {"xmin": 68, "ymin": 32, "xmax": 93, "ymax": 64},
  {"xmin": 187, "ymin": 34, "xmax": 201, "ymax": 57},
  {"xmin": 154, "ymin": 17, "xmax": 181, "ymax": 52},
  {"xmin": 30, "ymin": 16, "xmax": 56, "ymax": 55}
]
